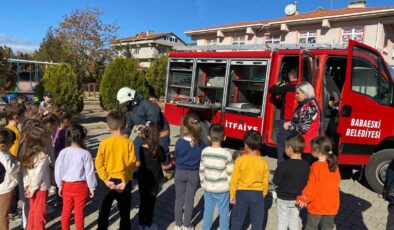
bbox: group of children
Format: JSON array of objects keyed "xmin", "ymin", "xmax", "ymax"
[
  {"xmin": 175, "ymin": 113, "xmax": 341, "ymax": 230},
  {"xmin": 0, "ymin": 94, "xmax": 99, "ymax": 230},
  {"xmin": 0, "ymin": 93, "xmax": 341, "ymax": 230}
]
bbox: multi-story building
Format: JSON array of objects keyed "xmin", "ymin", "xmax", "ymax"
[
  {"xmin": 185, "ymin": 1, "xmax": 394, "ymax": 65},
  {"xmin": 114, "ymin": 31, "xmax": 187, "ymax": 67}
]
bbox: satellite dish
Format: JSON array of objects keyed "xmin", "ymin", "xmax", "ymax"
[{"xmin": 285, "ymin": 4, "xmax": 297, "ymax": 16}]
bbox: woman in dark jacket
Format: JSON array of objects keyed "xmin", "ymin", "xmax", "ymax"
[{"xmin": 284, "ymin": 81, "xmax": 321, "ymax": 163}]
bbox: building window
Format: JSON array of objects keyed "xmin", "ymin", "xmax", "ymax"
[
  {"xmin": 157, "ymin": 47, "xmax": 168, "ymax": 54},
  {"xmin": 342, "ymin": 27, "xmax": 364, "ymax": 44},
  {"xmin": 164, "ymin": 36, "xmax": 177, "ymax": 43},
  {"xmin": 299, "ymin": 31, "xmax": 317, "ymax": 44},
  {"xmin": 232, "ymin": 36, "xmax": 245, "ymax": 45},
  {"xmin": 132, "ymin": 48, "xmax": 140, "ymax": 55},
  {"xmin": 208, "ymin": 39, "xmax": 217, "ymax": 45},
  {"xmin": 265, "ymin": 35, "xmax": 281, "ymax": 44}
]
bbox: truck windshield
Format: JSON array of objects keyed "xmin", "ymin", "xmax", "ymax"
[{"xmin": 226, "ymin": 60, "xmax": 268, "ymax": 115}]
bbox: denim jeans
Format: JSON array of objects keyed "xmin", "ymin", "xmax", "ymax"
[
  {"xmin": 203, "ymin": 191, "xmax": 229, "ymax": 230},
  {"xmin": 277, "ymin": 198, "xmax": 300, "ymax": 230},
  {"xmin": 231, "ymin": 190, "xmax": 265, "ymax": 230}
]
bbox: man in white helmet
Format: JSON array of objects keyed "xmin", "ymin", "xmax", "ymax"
[{"xmin": 117, "ymin": 87, "xmax": 171, "ymax": 166}]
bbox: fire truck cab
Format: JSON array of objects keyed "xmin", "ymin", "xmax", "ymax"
[{"xmin": 164, "ymin": 40, "xmax": 394, "ymax": 193}]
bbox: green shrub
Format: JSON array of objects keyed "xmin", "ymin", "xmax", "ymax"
[
  {"xmin": 41, "ymin": 63, "xmax": 84, "ymax": 113},
  {"xmin": 100, "ymin": 57, "xmax": 149, "ymax": 110},
  {"xmin": 146, "ymin": 55, "xmax": 168, "ymax": 99}
]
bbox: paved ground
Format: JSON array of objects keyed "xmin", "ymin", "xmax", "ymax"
[{"xmin": 10, "ymin": 103, "xmax": 390, "ymax": 230}]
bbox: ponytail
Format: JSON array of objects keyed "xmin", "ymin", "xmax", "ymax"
[
  {"xmin": 183, "ymin": 113, "xmax": 202, "ymax": 144},
  {"xmin": 65, "ymin": 123, "xmax": 87, "ymax": 149},
  {"xmin": 311, "ymin": 136, "xmax": 338, "ymax": 172},
  {"xmin": 327, "ymin": 152, "xmax": 338, "ymax": 172},
  {"xmin": 140, "ymin": 123, "xmax": 160, "ymax": 159}
]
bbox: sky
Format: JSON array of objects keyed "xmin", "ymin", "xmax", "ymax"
[{"xmin": 0, "ymin": 0, "xmax": 393, "ymax": 53}]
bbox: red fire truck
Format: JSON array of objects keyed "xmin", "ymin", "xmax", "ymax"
[{"xmin": 164, "ymin": 40, "xmax": 394, "ymax": 193}]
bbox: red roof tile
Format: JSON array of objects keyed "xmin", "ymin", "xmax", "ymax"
[
  {"xmin": 117, "ymin": 32, "xmax": 172, "ymax": 43},
  {"xmin": 186, "ymin": 6, "xmax": 394, "ymax": 33}
]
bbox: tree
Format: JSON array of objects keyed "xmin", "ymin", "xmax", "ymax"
[
  {"xmin": 34, "ymin": 28, "xmax": 69, "ymax": 63},
  {"xmin": 55, "ymin": 8, "xmax": 118, "ymax": 83},
  {"xmin": 0, "ymin": 46, "xmax": 16, "ymax": 94},
  {"xmin": 100, "ymin": 57, "xmax": 149, "ymax": 110},
  {"xmin": 41, "ymin": 63, "xmax": 84, "ymax": 113},
  {"xmin": 146, "ymin": 55, "xmax": 168, "ymax": 99}
]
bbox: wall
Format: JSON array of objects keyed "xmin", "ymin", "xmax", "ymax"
[{"xmin": 189, "ymin": 17, "xmax": 394, "ymax": 65}]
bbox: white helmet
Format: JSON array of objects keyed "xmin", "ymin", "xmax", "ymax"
[{"xmin": 117, "ymin": 87, "xmax": 136, "ymax": 104}]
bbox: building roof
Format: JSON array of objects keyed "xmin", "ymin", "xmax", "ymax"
[
  {"xmin": 186, "ymin": 6, "xmax": 394, "ymax": 34},
  {"xmin": 117, "ymin": 32, "xmax": 172, "ymax": 43}
]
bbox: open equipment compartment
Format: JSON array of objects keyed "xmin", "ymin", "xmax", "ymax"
[
  {"xmin": 225, "ymin": 59, "xmax": 269, "ymax": 115},
  {"xmin": 166, "ymin": 58, "xmax": 194, "ymax": 103},
  {"xmin": 194, "ymin": 59, "xmax": 227, "ymax": 107}
]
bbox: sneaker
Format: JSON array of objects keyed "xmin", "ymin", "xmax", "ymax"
[
  {"xmin": 182, "ymin": 226, "xmax": 194, "ymax": 230},
  {"xmin": 174, "ymin": 226, "xmax": 183, "ymax": 230}
]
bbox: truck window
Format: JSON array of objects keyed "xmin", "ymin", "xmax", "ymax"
[
  {"xmin": 351, "ymin": 47, "xmax": 392, "ymax": 106},
  {"xmin": 166, "ymin": 59, "xmax": 194, "ymax": 103},
  {"xmin": 303, "ymin": 56, "xmax": 314, "ymax": 84},
  {"xmin": 194, "ymin": 60, "xmax": 226, "ymax": 105},
  {"xmin": 226, "ymin": 60, "xmax": 268, "ymax": 115}
]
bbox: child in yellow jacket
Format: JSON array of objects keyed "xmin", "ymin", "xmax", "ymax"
[
  {"xmin": 230, "ymin": 130, "xmax": 269, "ymax": 230},
  {"xmin": 95, "ymin": 111, "xmax": 136, "ymax": 230}
]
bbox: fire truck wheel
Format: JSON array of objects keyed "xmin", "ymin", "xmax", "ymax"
[{"xmin": 365, "ymin": 149, "xmax": 394, "ymax": 193}]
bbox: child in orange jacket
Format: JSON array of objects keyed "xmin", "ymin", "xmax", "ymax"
[{"xmin": 296, "ymin": 136, "xmax": 341, "ymax": 230}]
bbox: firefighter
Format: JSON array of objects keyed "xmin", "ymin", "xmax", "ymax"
[
  {"xmin": 269, "ymin": 68, "xmax": 298, "ymax": 164},
  {"xmin": 116, "ymin": 87, "xmax": 171, "ymax": 169}
]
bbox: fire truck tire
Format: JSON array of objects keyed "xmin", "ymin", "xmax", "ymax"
[{"xmin": 365, "ymin": 149, "xmax": 394, "ymax": 193}]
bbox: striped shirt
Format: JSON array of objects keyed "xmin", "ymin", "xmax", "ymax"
[{"xmin": 199, "ymin": 147, "xmax": 233, "ymax": 193}]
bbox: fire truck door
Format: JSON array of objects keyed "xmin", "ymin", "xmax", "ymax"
[
  {"xmin": 298, "ymin": 50, "xmax": 317, "ymax": 86},
  {"xmin": 336, "ymin": 40, "xmax": 394, "ymax": 165}
]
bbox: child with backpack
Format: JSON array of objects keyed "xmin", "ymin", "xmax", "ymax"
[
  {"xmin": 137, "ymin": 123, "xmax": 168, "ymax": 229},
  {"xmin": 174, "ymin": 113, "xmax": 205, "ymax": 230},
  {"xmin": 200, "ymin": 124, "xmax": 233, "ymax": 230},
  {"xmin": 296, "ymin": 136, "xmax": 341, "ymax": 230},
  {"xmin": 55, "ymin": 124, "xmax": 97, "ymax": 230},
  {"xmin": 384, "ymin": 159, "xmax": 394, "ymax": 230}
]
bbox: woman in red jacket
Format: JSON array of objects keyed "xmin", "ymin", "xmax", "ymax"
[{"xmin": 284, "ymin": 81, "xmax": 321, "ymax": 164}]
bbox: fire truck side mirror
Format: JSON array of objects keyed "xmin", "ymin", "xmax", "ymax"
[{"xmin": 341, "ymin": 105, "xmax": 352, "ymax": 117}]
